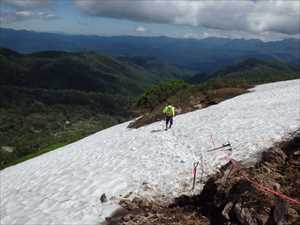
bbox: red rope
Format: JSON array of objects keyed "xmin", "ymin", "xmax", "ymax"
[
  {"xmin": 193, "ymin": 143, "xmax": 300, "ymax": 206},
  {"xmin": 230, "ymin": 159, "xmax": 300, "ymax": 206}
]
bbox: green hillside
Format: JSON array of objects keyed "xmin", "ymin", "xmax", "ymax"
[
  {"xmin": 0, "ymin": 48, "xmax": 161, "ymax": 95},
  {"xmin": 117, "ymin": 56, "xmax": 194, "ymax": 81},
  {"xmin": 0, "ymin": 48, "xmax": 189, "ymax": 169},
  {"xmin": 130, "ymin": 58, "xmax": 299, "ymax": 128},
  {"xmin": 205, "ymin": 58, "xmax": 299, "ymax": 85}
]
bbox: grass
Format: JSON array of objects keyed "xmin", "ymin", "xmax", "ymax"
[
  {"xmin": 0, "ymin": 135, "xmax": 84, "ymax": 170},
  {"xmin": 0, "ymin": 108, "xmax": 127, "ymax": 170}
]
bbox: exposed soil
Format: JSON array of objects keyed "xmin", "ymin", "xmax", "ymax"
[
  {"xmin": 110, "ymin": 197, "xmax": 209, "ymax": 225},
  {"xmin": 104, "ymin": 131, "xmax": 300, "ymax": 225},
  {"xmin": 196, "ymin": 131, "xmax": 300, "ymax": 225}
]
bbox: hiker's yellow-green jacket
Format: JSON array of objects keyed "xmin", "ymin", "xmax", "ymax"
[{"xmin": 163, "ymin": 105, "xmax": 175, "ymax": 117}]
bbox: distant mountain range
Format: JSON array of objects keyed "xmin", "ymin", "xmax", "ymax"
[{"xmin": 1, "ymin": 28, "xmax": 299, "ymax": 72}]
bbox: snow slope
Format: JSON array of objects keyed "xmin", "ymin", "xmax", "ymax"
[{"xmin": 1, "ymin": 79, "xmax": 300, "ymax": 225}]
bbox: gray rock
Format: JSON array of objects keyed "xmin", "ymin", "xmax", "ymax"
[
  {"xmin": 100, "ymin": 193, "xmax": 108, "ymax": 203},
  {"xmin": 293, "ymin": 150, "xmax": 300, "ymax": 156},
  {"xmin": 1, "ymin": 146, "xmax": 15, "ymax": 153},
  {"xmin": 234, "ymin": 203, "xmax": 259, "ymax": 225},
  {"xmin": 222, "ymin": 202, "xmax": 234, "ymax": 220}
]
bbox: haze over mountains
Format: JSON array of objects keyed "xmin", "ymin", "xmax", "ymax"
[{"xmin": 1, "ymin": 28, "xmax": 299, "ymax": 72}]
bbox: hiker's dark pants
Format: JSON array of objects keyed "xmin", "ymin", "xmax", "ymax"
[{"xmin": 165, "ymin": 116, "xmax": 173, "ymax": 128}]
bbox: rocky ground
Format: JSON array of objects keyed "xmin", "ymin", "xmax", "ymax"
[{"xmin": 104, "ymin": 131, "xmax": 300, "ymax": 225}]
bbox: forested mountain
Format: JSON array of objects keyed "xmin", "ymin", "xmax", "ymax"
[
  {"xmin": 1, "ymin": 28, "xmax": 299, "ymax": 72},
  {"xmin": 203, "ymin": 58, "xmax": 299, "ymax": 85},
  {"xmin": 0, "ymin": 48, "xmax": 189, "ymax": 168},
  {"xmin": 0, "ymin": 48, "xmax": 161, "ymax": 95}
]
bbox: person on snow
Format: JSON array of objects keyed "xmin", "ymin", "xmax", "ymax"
[{"xmin": 163, "ymin": 103, "xmax": 175, "ymax": 130}]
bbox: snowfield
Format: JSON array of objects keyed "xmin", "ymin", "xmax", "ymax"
[{"xmin": 1, "ymin": 79, "xmax": 300, "ymax": 225}]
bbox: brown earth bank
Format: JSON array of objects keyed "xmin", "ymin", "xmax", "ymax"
[{"xmin": 104, "ymin": 131, "xmax": 300, "ymax": 225}]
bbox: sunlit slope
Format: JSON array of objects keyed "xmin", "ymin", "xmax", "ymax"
[{"xmin": 1, "ymin": 79, "xmax": 299, "ymax": 225}]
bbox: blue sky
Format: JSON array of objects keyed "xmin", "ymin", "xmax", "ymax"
[
  {"xmin": 0, "ymin": 0, "xmax": 204, "ymax": 38},
  {"xmin": 0, "ymin": 0, "xmax": 299, "ymax": 41}
]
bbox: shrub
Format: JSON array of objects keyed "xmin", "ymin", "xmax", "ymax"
[{"xmin": 136, "ymin": 80, "xmax": 190, "ymax": 111}]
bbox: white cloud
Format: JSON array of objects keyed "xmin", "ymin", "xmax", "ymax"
[
  {"xmin": 16, "ymin": 11, "xmax": 34, "ymax": 17},
  {"xmin": 183, "ymin": 33, "xmax": 199, "ymax": 39},
  {"xmin": 37, "ymin": 12, "xmax": 47, "ymax": 16},
  {"xmin": 1, "ymin": 0, "xmax": 49, "ymax": 8},
  {"xmin": 0, "ymin": 0, "xmax": 57, "ymax": 24},
  {"xmin": 0, "ymin": 10, "xmax": 59, "ymax": 24},
  {"xmin": 74, "ymin": 0, "xmax": 300, "ymax": 35},
  {"xmin": 135, "ymin": 26, "xmax": 146, "ymax": 33}
]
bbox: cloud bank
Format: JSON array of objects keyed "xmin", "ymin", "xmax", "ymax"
[
  {"xmin": 74, "ymin": 0, "xmax": 300, "ymax": 35},
  {"xmin": 0, "ymin": 11, "xmax": 59, "ymax": 24},
  {"xmin": 2, "ymin": 0, "xmax": 49, "ymax": 8},
  {"xmin": 0, "ymin": 0, "xmax": 58, "ymax": 24}
]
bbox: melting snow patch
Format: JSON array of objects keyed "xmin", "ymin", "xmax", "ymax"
[{"xmin": 1, "ymin": 79, "xmax": 300, "ymax": 225}]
